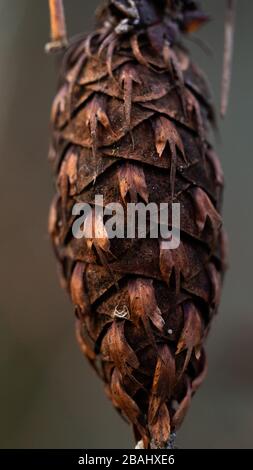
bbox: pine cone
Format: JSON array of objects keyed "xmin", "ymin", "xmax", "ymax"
[{"xmin": 49, "ymin": 0, "xmax": 227, "ymax": 448}]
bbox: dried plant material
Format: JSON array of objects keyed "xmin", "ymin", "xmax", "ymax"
[
  {"xmin": 159, "ymin": 239, "xmax": 202, "ymax": 291},
  {"xmin": 128, "ymin": 278, "xmax": 165, "ymax": 332},
  {"xmin": 102, "ymin": 321, "xmax": 139, "ymax": 377},
  {"xmin": 150, "ymin": 403, "xmax": 171, "ymax": 449},
  {"xmin": 46, "ymin": 0, "xmax": 68, "ymax": 52},
  {"xmin": 154, "ymin": 116, "xmax": 186, "ymax": 198},
  {"xmin": 48, "ymin": 0, "xmax": 227, "ymax": 449},
  {"xmin": 70, "ymin": 262, "xmax": 89, "ymax": 315},
  {"xmin": 148, "ymin": 345, "xmax": 175, "ymax": 425},
  {"xmin": 176, "ymin": 302, "xmax": 203, "ymax": 374},
  {"xmin": 191, "ymin": 187, "xmax": 222, "ymax": 240},
  {"xmin": 83, "ymin": 210, "xmax": 110, "ymax": 253},
  {"xmin": 172, "ymin": 379, "xmax": 192, "ymax": 430},
  {"xmin": 118, "ymin": 163, "xmax": 149, "ymax": 204},
  {"xmin": 221, "ymin": 0, "xmax": 237, "ymax": 117},
  {"xmin": 110, "ymin": 368, "xmax": 146, "ymax": 437},
  {"xmin": 119, "ymin": 64, "xmax": 142, "ymax": 130}
]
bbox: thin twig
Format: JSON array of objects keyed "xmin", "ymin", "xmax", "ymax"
[
  {"xmin": 220, "ymin": 0, "xmax": 237, "ymax": 117},
  {"xmin": 45, "ymin": 0, "xmax": 68, "ymax": 53}
]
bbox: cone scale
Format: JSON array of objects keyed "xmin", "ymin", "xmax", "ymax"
[{"xmin": 48, "ymin": 0, "xmax": 227, "ymax": 448}]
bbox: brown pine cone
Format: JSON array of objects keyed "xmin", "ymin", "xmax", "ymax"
[{"xmin": 48, "ymin": 0, "xmax": 227, "ymax": 448}]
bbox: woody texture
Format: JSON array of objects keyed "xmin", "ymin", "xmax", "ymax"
[{"xmin": 48, "ymin": 0, "xmax": 228, "ymax": 448}]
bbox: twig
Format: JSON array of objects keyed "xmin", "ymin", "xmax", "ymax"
[
  {"xmin": 220, "ymin": 0, "xmax": 237, "ymax": 117},
  {"xmin": 45, "ymin": 0, "xmax": 68, "ymax": 53}
]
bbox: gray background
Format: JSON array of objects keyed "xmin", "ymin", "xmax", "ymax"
[{"xmin": 0, "ymin": 0, "xmax": 252, "ymax": 449}]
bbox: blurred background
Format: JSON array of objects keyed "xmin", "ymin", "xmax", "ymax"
[{"xmin": 0, "ymin": 0, "xmax": 252, "ymax": 449}]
